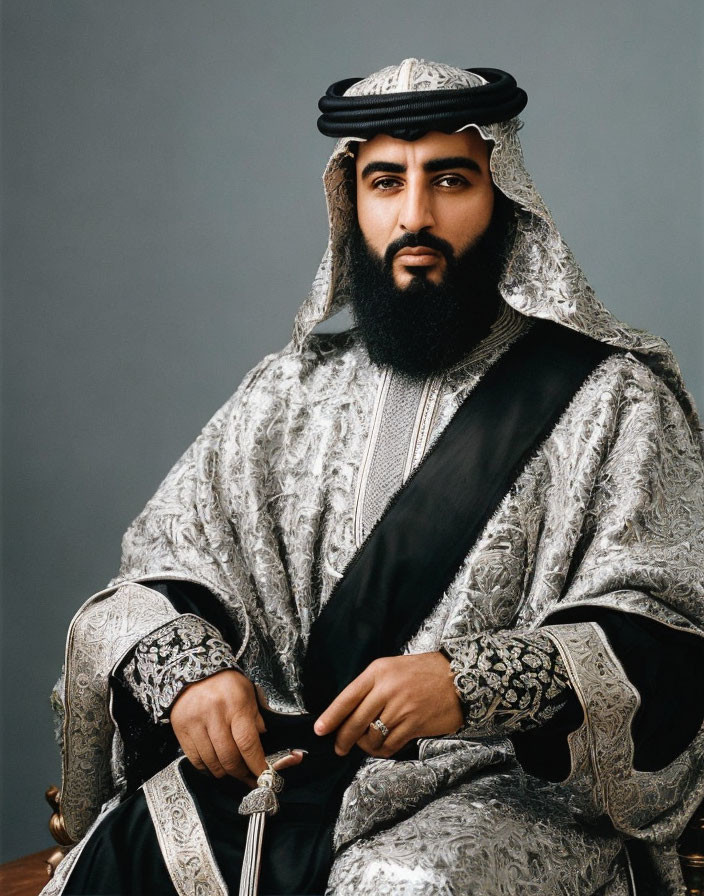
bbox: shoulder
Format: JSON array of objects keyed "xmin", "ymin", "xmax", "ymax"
[
  {"xmin": 558, "ymin": 346, "xmax": 702, "ymax": 458},
  {"xmin": 588, "ymin": 349, "xmax": 667, "ymax": 396},
  {"xmin": 214, "ymin": 329, "xmax": 369, "ymax": 426},
  {"xmin": 248, "ymin": 330, "xmax": 366, "ymax": 389},
  {"xmin": 586, "ymin": 348, "xmax": 687, "ymax": 418}
]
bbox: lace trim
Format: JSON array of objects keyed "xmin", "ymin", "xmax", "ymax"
[
  {"xmin": 440, "ymin": 630, "xmax": 571, "ymax": 736},
  {"xmin": 143, "ymin": 757, "xmax": 227, "ymax": 896},
  {"xmin": 543, "ymin": 621, "xmax": 704, "ymax": 836},
  {"xmin": 61, "ymin": 583, "xmax": 178, "ymax": 842},
  {"xmin": 120, "ymin": 614, "xmax": 240, "ymax": 724}
]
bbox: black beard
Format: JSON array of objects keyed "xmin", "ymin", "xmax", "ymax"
[{"xmin": 346, "ymin": 193, "xmax": 514, "ymax": 378}]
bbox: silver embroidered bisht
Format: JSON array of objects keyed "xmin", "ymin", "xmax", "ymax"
[{"xmin": 45, "ymin": 60, "xmax": 704, "ymax": 896}]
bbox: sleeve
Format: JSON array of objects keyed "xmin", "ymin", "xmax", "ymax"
[
  {"xmin": 103, "ymin": 579, "xmax": 248, "ymax": 794},
  {"xmin": 439, "ymin": 628, "xmax": 580, "ymax": 738},
  {"xmin": 438, "ymin": 356, "xmax": 704, "ymax": 844},
  {"xmin": 592, "ymin": 609, "xmax": 704, "ymax": 772},
  {"xmin": 509, "ymin": 610, "xmax": 704, "ymax": 783},
  {"xmin": 55, "ymin": 358, "xmax": 278, "ymax": 842},
  {"xmin": 517, "ymin": 359, "xmax": 704, "ymax": 840},
  {"xmin": 115, "ymin": 613, "xmax": 241, "ymax": 725},
  {"xmin": 439, "ymin": 611, "xmax": 704, "ymax": 785},
  {"xmin": 111, "ymin": 579, "xmax": 244, "ymax": 725}
]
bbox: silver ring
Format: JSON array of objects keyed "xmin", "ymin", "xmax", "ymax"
[{"xmin": 369, "ymin": 718, "xmax": 389, "ymax": 739}]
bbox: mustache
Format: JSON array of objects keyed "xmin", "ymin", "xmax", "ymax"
[{"xmin": 383, "ymin": 231, "xmax": 456, "ymax": 268}]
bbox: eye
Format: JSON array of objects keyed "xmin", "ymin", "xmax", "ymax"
[
  {"xmin": 371, "ymin": 176, "xmax": 402, "ymax": 191},
  {"xmin": 434, "ymin": 174, "xmax": 469, "ymax": 188}
]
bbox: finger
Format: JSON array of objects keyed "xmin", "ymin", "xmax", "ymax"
[
  {"xmin": 177, "ymin": 729, "xmax": 207, "ymax": 772},
  {"xmin": 366, "ymin": 718, "xmax": 391, "ymax": 747},
  {"xmin": 358, "ymin": 722, "xmax": 412, "ymax": 759},
  {"xmin": 333, "ymin": 692, "xmax": 385, "ymax": 756},
  {"xmin": 241, "ymin": 748, "xmax": 307, "ymax": 790},
  {"xmin": 209, "ymin": 723, "xmax": 251, "ymax": 781},
  {"xmin": 193, "ymin": 727, "xmax": 229, "ymax": 778},
  {"xmin": 271, "ymin": 749, "xmax": 307, "ymax": 772},
  {"xmin": 231, "ymin": 720, "xmax": 267, "ymax": 779},
  {"xmin": 314, "ymin": 669, "xmax": 374, "ymax": 735},
  {"xmin": 254, "ymin": 712, "xmax": 267, "ymax": 735}
]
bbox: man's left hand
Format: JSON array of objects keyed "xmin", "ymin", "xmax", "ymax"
[{"xmin": 313, "ymin": 652, "xmax": 464, "ymax": 757}]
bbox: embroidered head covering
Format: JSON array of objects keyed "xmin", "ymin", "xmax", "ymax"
[{"xmin": 293, "ymin": 58, "xmax": 701, "ymax": 440}]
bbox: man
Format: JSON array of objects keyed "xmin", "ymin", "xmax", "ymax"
[{"xmin": 43, "ymin": 60, "xmax": 704, "ymax": 896}]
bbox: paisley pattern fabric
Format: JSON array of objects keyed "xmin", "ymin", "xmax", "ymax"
[
  {"xmin": 440, "ymin": 630, "xmax": 572, "ymax": 736},
  {"xmin": 143, "ymin": 757, "xmax": 228, "ymax": 896},
  {"xmin": 56, "ymin": 582, "xmax": 178, "ymax": 842},
  {"xmin": 327, "ymin": 764, "xmax": 632, "ymax": 896},
  {"xmin": 46, "ymin": 58, "xmax": 704, "ymax": 896},
  {"xmin": 120, "ymin": 614, "xmax": 241, "ymax": 724},
  {"xmin": 343, "ymin": 59, "xmax": 487, "ymax": 97}
]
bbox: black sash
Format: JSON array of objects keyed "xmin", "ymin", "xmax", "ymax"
[
  {"xmin": 94, "ymin": 321, "xmax": 615, "ymax": 896},
  {"xmin": 302, "ymin": 320, "xmax": 615, "ymax": 714}
]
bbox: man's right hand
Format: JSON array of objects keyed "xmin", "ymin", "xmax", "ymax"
[{"xmin": 169, "ymin": 668, "xmax": 269, "ymax": 788}]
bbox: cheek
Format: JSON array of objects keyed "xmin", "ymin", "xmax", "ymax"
[
  {"xmin": 356, "ymin": 194, "xmax": 394, "ymax": 253},
  {"xmin": 450, "ymin": 190, "xmax": 495, "ymax": 248}
]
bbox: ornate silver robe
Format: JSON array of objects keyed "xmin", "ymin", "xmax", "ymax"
[{"xmin": 44, "ymin": 59, "xmax": 704, "ymax": 896}]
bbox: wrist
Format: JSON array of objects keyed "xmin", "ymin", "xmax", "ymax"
[
  {"xmin": 118, "ymin": 614, "xmax": 242, "ymax": 724},
  {"xmin": 439, "ymin": 630, "xmax": 571, "ymax": 737}
]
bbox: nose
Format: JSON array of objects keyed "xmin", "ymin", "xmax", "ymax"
[{"xmin": 398, "ymin": 181, "xmax": 435, "ymax": 233}]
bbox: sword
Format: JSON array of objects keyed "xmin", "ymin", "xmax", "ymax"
[{"xmin": 237, "ymin": 748, "xmax": 308, "ymax": 896}]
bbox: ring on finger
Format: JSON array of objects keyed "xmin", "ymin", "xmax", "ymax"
[{"xmin": 369, "ymin": 718, "xmax": 390, "ymax": 739}]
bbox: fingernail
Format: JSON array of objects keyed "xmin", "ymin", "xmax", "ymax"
[{"xmin": 314, "ymin": 720, "xmax": 324, "ymax": 734}]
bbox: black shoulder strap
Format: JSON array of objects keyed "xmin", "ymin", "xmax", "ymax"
[{"xmin": 302, "ymin": 320, "xmax": 615, "ymax": 714}]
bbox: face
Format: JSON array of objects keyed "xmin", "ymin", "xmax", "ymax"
[{"xmin": 355, "ymin": 129, "xmax": 495, "ymax": 288}]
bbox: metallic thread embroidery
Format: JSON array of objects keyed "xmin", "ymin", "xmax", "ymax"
[{"xmin": 120, "ymin": 614, "xmax": 240, "ymax": 724}]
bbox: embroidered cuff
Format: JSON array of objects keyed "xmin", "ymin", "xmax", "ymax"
[
  {"xmin": 119, "ymin": 614, "xmax": 241, "ymax": 724},
  {"xmin": 439, "ymin": 629, "xmax": 572, "ymax": 737}
]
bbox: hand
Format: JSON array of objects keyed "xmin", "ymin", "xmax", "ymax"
[
  {"xmin": 169, "ymin": 669, "xmax": 304, "ymax": 786},
  {"xmin": 313, "ymin": 652, "xmax": 463, "ymax": 758}
]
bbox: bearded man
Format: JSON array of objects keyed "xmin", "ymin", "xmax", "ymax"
[{"xmin": 42, "ymin": 60, "xmax": 704, "ymax": 896}]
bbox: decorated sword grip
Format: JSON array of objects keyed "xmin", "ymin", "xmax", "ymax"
[
  {"xmin": 238, "ymin": 754, "xmax": 286, "ymax": 818},
  {"xmin": 237, "ymin": 749, "xmax": 304, "ymax": 896}
]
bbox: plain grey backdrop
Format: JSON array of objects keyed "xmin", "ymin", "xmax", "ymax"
[{"xmin": 2, "ymin": 0, "xmax": 702, "ymax": 862}]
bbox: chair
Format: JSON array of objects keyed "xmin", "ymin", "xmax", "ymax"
[{"xmin": 679, "ymin": 806, "xmax": 704, "ymax": 896}]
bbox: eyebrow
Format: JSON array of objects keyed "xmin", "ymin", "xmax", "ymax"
[{"xmin": 360, "ymin": 156, "xmax": 482, "ymax": 179}]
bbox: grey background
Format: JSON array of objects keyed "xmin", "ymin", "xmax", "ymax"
[{"xmin": 2, "ymin": 0, "xmax": 702, "ymax": 862}]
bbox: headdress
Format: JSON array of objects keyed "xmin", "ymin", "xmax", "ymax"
[
  {"xmin": 317, "ymin": 67, "xmax": 527, "ymax": 140},
  {"xmin": 292, "ymin": 58, "xmax": 700, "ymax": 441}
]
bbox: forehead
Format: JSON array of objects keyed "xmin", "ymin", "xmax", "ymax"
[{"xmin": 355, "ymin": 129, "xmax": 491, "ymax": 169}]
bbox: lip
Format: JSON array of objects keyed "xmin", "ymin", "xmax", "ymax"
[{"xmin": 395, "ymin": 247, "xmax": 442, "ymax": 265}]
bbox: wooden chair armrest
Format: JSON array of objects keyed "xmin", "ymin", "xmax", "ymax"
[
  {"xmin": 679, "ymin": 802, "xmax": 704, "ymax": 896},
  {"xmin": 44, "ymin": 786, "xmax": 71, "ymax": 879}
]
